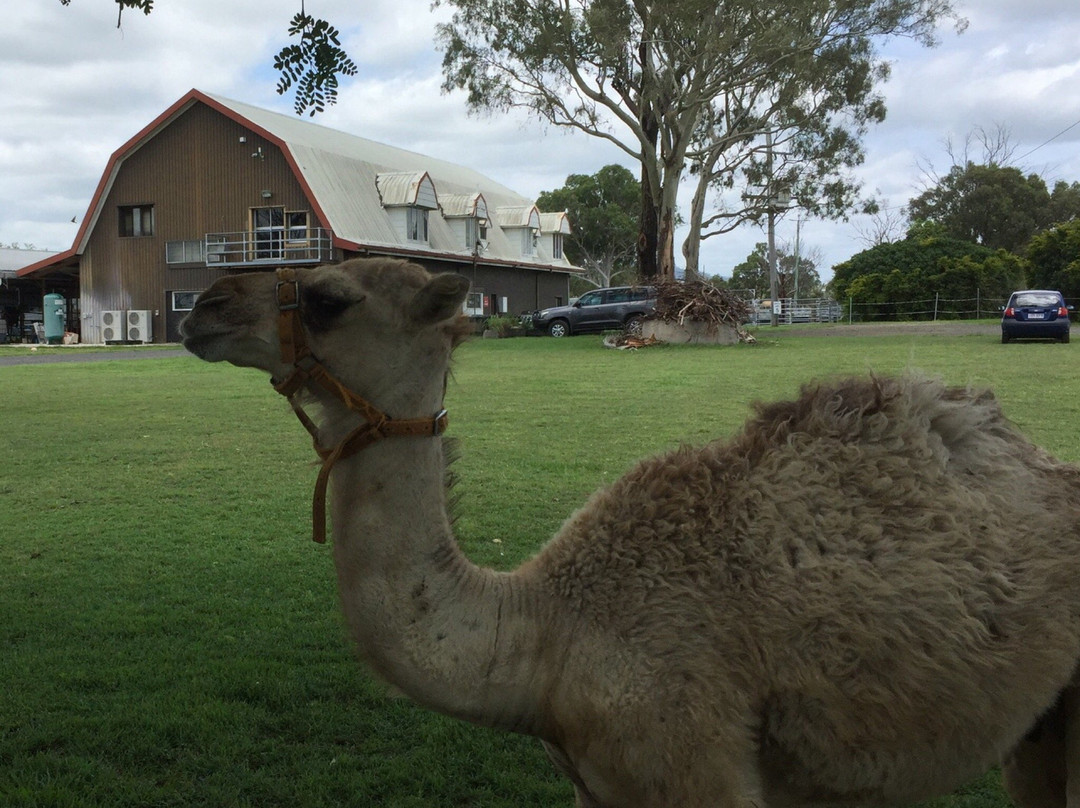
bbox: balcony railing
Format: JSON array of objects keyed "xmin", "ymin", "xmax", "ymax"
[{"xmin": 204, "ymin": 228, "xmax": 334, "ymax": 267}]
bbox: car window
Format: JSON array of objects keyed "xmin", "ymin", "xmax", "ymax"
[
  {"xmin": 606, "ymin": 289, "xmax": 631, "ymax": 304},
  {"xmin": 1013, "ymin": 293, "xmax": 1062, "ymax": 307},
  {"xmin": 630, "ymin": 288, "xmax": 651, "ymax": 301},
  {"xmin": 578, "ymin": 291, "xmax": 603, "ymax": 307}
]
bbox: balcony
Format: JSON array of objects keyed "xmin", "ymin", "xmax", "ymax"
[{"xmin": 204, "ymin": 228, "xmax": 334, "ymax": 268}]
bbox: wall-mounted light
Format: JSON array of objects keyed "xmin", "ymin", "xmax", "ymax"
[
  {"xmin": 261, "ymin": 190, "xmax": 273, "ymax": 199},
  {"xmin": 251, "ymin": 146, "xmax": 264, "ymax": 159},
  {"xmin": 239, "ymin": 136, "xmax": 247, "ymax": 143}
]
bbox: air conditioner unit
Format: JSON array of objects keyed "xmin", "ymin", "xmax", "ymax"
[
  {"xmin": 101, "ymin": 310, "xmax": 125, "ymax": 343},
  {"xmin": 126, "ymin": 310, "xmax": 153, "ymax": 343}
]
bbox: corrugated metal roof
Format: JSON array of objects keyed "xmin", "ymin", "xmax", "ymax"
[
  {"xmin": 495, "ymin": 205, "xmax": 540, "ymax": 229},
  {"xmin": 375, "ymin": 171, "xmax": 438, "ymax": 209},
  {"xmin": 539, "ymin": 211, "xmax": 572, "ymax": 235},
  {"xmin": 20, "ymin": 89, "xmax": 580, "ymax": 278},
  {"xmin": 204, "ymin": 92, "xmax": 575, "ymax": 271},
  {"xmin": 1, "ymin": 248, "xmax": 60, "ymax": 276},
  {"xmin": 441, "ymin": 192, "xmax": 487, "ymax": 219}
]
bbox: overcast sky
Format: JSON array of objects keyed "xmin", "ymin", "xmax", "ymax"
[{"xmin": 2, "ymin": 1, "xmax": 1079, "ymax": 284}]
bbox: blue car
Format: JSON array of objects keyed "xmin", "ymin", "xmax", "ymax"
[{"xmin": 1001, "ymin": 290, "xmax": 1071, "ymax": 344}]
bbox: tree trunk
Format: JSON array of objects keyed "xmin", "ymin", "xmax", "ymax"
[
  {"xmin": 658, "ymin": 207, "xmax": 677, "ymax": 279},
  {"xmin": 682, "ymin": 176, "xmax": 707, "ymax": 279},
  {"xmin": 638, "ymin": 162, "xmax": 660, "ymax": 280},
  {"xmin": 637, "ymin": 60, "xmax": 661, "ymax": 281}
]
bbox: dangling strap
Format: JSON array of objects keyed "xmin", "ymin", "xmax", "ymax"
[{"xmin": 270, "ymin": 267, "xmax": 449, "ymax": 543}]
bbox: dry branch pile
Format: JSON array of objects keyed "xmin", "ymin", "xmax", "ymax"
[
  {"xmin": 650, "ymin": 279, "xmax": 753, "ymax": 329},
  {"xmin": 642, "ymin": 279, "xmax": 756, "ymax": 344}
]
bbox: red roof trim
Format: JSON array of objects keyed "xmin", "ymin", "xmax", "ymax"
[
  {"xmin": 18, "ymin": 89, "xmax": 577, "ymax": 278},
  {"xmin": 333, "ymin": 236, "xmax": 581, "ymax": 274},
  {"xmin": 23, "ymin": 89, "xmax": 341, "ymax": 268},
  {"xmin": 194, "ymin": 91, "xmax": 336, "ymax": 241},
  {"xmin": 15, "ymin": 248, "xmax": 78, "ymax": 278}
]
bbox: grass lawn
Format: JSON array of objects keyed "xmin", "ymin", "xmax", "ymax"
[{"xmin": 3, "ymin": 329, "xmax": 1079, "ymax": 807}]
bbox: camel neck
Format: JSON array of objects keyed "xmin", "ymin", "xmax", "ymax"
[{"xmin": 326, "ymin": 437, "xmax": 555, "ymax": 736}]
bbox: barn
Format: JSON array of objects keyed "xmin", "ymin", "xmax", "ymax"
[{"xmin": 16, "ymin": 89, "xmax": 580, "ymax": 343}]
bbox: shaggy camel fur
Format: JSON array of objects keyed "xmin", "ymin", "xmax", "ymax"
[{"xmin": 182, "ymin": 257, "xmax": 1080, "ymax": 808}]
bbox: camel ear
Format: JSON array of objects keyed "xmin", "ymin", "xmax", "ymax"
[{"xmin": 410, "ymin": 273, "xmax": 471, "ymax": 324}]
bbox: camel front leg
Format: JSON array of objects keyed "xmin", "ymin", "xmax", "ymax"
[
  {"xmin": 1064, "ymin": 687, "xmax": 1080, "ymax": 808},
  {"xmin": 1003, "ymin": 690, "xmax": 1074, "ymax": 808}
]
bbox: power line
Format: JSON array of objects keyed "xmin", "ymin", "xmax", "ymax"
[{"xmin": 1015, "ymin": 118, "xmax": 1080, "ymax": 163}]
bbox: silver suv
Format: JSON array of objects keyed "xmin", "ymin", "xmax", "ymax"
[{"xmin": 533, "ymin": 286, "xmax": 656, "ymax": 337}]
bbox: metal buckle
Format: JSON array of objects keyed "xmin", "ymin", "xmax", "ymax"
[
  {"xmin": 432, "ymin": 409, "xmax": 448, "ymax": 435},
  {"xmin": 276, "ymin": 279, "xmax": 300, "ymax": 311}
]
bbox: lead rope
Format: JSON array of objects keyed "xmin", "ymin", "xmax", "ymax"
[{"xmin": 271, "ymin": 267, "xmax": 448, "ymax": 543}]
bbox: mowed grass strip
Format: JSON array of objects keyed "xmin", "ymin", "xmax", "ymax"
[{"xmin": 3, "ymin": 331, "xmax": 1078, "ymax": 807}]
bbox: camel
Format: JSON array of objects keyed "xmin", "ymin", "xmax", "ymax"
[{"xmin": 181, "ymin": 256, "xmax": 1080, "ymax": 808}]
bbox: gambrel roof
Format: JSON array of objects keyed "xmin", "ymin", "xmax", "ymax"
[{"xmin": 19, "ymin": 89, "xmax": 576, "ymax": 278}]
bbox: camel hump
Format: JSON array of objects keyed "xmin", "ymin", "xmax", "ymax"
[{"xmin": 743, "ymin": 374, "xmax": 1014, "ymax": 462}]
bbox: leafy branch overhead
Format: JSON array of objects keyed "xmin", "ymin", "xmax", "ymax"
[
  {"xmin": 59, "ymin": 0, "xmax": 153, "ymax": 27},
  {"xmin": 274, "ymin": 9, "xmax": 358, "ymax": 116},
  {"xmin": 59, "ymin": 1, "xmax": 357, "ymax": 117}
]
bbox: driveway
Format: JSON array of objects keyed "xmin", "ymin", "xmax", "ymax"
[{"xmin": 0, "ymin": 348, "xmax": 190, "ymax": 366}]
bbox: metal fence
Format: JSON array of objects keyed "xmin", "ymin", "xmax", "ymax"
[
  {"xmin": 841, "ymin": 292, "xmax": 1080, "ymax": 322},
  {"xmin": 746, "ymin": 298, "xmax": 845, "ymax": 324}
]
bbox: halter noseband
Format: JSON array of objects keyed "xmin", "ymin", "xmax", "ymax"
[{"xmin": 271, "ymin": 267, "xmax": 449, "ymax": 544}]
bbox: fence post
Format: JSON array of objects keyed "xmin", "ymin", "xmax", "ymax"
[
  {"xmin": 976, "ymin": 288, "xmax": 980, "ymax": 319},
  {"xmin": 848, "ymin": 297, "xmax": 853, "ymax": 325},
  {"xmin": 934, "ymin": 293, "xmax": 939, "ymax": 321}
]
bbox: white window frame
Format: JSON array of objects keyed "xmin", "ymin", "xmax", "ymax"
[
  {"xmin": 406, "ymin": 207, "xmax": 429, "ymax": 243},
  {"xmin": 551, "ymin": 233, "xmax": 564, "ymax": 260},
  {"xmin": 171, "ymin": 291, "xmax": 201, "ymax": 312},
  {"xmin": 521, "ymin": 228, "xmax": 538, "ymax": 256},
  {"xmin": 165, "ymin": 240, "xmax": 206, "ymax": 264}
]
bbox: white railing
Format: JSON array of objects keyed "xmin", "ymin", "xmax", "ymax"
[{"xmin": 204, "ymin": 228, "xmax": 334, "ymax": 267}]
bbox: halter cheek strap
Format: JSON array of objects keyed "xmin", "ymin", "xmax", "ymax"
[{"xmin": 271, "ymin": 267, "xmax": 449, "ymax": 544}]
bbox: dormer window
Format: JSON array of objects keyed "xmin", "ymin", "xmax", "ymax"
[
  {"xmin": 539, "ymin": 211, "xmax": 572, "ymax": 262},
  {"xmin": 442, "ymin": 192, "xmax": 489, "ymax": 253},
  {"xmin": 496, "ymin": 205, "xmax": 542, "ymax": 260},
  {"xmin": 376, "ymin": 171, "xmax": 438, "ymax": 246}
]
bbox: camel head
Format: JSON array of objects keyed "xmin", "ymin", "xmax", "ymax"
[{"xmin": 180, "ymin": 257, "xmax": 472, "ymax": 419}]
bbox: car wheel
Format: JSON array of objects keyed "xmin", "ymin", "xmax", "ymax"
[
  {"xmin": 1061, "ymin": 333, "xmax": 1070, "ymax": 344},
  {"xmin": 1001, "ymin": 333, "xmax": 1010, "ymax": 344},
  {"xmin": 624, "ymin": 315, "xmax": 644, "ymax": 335},
  {"xmin": 548, "ymin": 320, "xmax": 569, "ymax": 338}
]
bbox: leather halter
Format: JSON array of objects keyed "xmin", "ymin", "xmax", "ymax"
[{"xmin": 271, "ymin": 267, "xmax": 449, "ymax": 543}]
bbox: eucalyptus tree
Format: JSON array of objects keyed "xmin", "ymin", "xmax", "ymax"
[
  {"xmin": 437, "ymin": 0, "xmax": 959, "ymax": 279},
  {"xmin": 680, "ymin": 31, "xmax": 889, "ymax": 275}
]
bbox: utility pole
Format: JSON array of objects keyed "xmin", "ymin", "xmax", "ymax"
[{"xmin": 792, "ymin": 215, "xmax": 802, "ymax": 302}]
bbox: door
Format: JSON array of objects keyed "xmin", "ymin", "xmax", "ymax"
[{"xmin": 252, "ymin": 207, "xmax": 285, "ymax": 260}]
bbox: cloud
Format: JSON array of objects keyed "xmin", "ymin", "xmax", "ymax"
[{"xmin": 3, "ymin": 0, "xmax": 1080, "ymax": 277}]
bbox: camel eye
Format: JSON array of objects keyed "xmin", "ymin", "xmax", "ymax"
[{"xmin": 303, "ymin": 288, "xmax": 355, "ymax": 329}]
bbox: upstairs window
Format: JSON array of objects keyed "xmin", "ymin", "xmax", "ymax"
[
  {"xmin": 165, "ymin": 240, "xmax": 205, "ymax": 264},
  {"xmin": 119, "ymin": 205, "xmax": 154, "ymax": 238},
  {"xmin": 287, "ymin": 211, "xmax": 309, "ymax": 243},
  {"xmin": 551, "ymin": 233, "xmax": 564, "ymax": 260},
  {"xmin": 407, "ymin": 207, "xmax": 429, "ymax": 243},
  {"xmin": 521, "ymin": 227, "xmax": 538, "ymax": 256}
]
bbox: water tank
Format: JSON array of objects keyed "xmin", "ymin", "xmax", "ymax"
[{"xmin": 43, "ymin": 293, "xmax": 66, "ymax": 344}]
